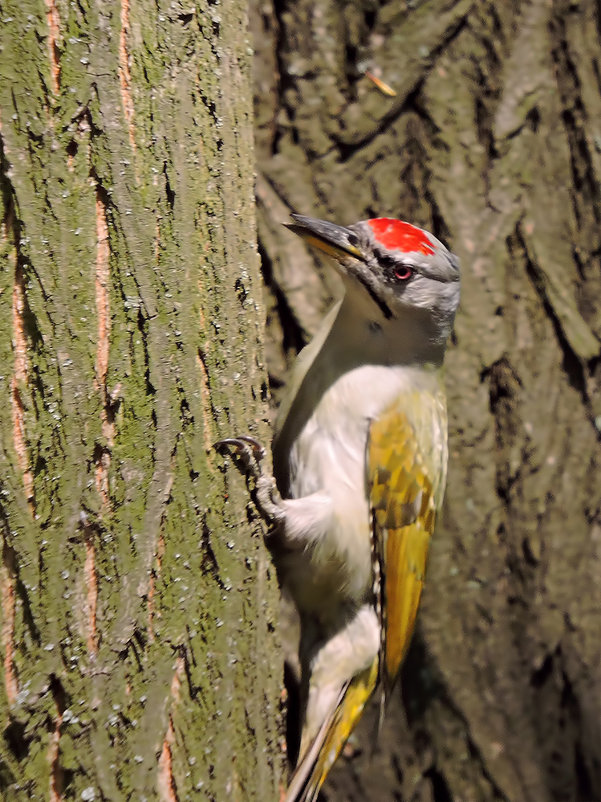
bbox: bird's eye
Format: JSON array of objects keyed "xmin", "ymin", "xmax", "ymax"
[
  {"xmin": 379, "ymin": 252, "xmax": 414, "ymax": 281},
  {"xmin": 394, "ymin": 265, "xmax": 413, "ymax": 281}
]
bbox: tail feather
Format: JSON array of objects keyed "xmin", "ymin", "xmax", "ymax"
[{"xmin": 285, "ymin": 659, "xmax": 379, "ymax": 802}]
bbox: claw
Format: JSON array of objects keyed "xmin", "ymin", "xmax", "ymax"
[
  {"xmin": 215, "ymin": 435, "xmax": 266, "ymax": 479},
  {"xmin": 214, "ymin": 435, "xmax": 283, "ymax": 526},
  {"xmin": 215, "ymin": 435, "xmax": 265, "ymax": 460}
]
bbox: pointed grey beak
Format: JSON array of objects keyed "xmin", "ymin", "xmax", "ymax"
[{"xmin": 285, "ymin": 214, "xmax": 364, "ymax": 260}]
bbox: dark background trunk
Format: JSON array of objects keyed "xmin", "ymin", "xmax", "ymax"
[{"xmin": 252, "ymin": 1, "xmax": 601, "ymax": 800}]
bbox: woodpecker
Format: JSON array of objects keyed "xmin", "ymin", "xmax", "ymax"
[{"xmin": 218, "ymin": 214, "xmax": 460, "ymax": 802}]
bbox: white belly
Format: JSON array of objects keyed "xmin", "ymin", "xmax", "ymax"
[{"xmin": 282, "ymin": 364, "xmax": 417, "ymax": 613}]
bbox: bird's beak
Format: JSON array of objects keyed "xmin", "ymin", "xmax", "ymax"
[{"xmin": 285, "ymin": 214, "xmax": 363, "ymax": 261}]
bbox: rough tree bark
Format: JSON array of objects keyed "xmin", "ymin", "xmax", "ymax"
[
  {"xmin": 252, "ymin": 1, "xmax": 601, "ymax": 801},
  {"xmin": 0, "ymin": 1, "xmax": 283, "ymax": 800}
]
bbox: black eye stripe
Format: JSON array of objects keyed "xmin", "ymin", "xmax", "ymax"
[
  {"xmin": 379, "ymin": 254, "xmax": 397, "ymax": 270},
  {"xmin": 356, "ymin": 274, "xmax": 392, "ymax": 319}
]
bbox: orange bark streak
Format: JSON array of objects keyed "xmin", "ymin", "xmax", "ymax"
[
  {"xmin": 11, "ymin": 264, "xmax": 34, "ymax": 505},
  {"xmin": 95, "ymin": 192, "xmax": 110, "ymax": 397},
  {"xmin": 0, "ymin": 557, "xmax": 17, "ymax": 706},
  {"xmin": 84, "ymin": 538, "xmax": 98, "ymax": 656},
  {"xmin": 197, "ymin": 351, "xmax": 215, "ymax": 453},
  {"xmin": 88, "ymin": 193, "xmax": 111, "ymax": 657},
  {"xmin": 157, "ymin": 658, "xmax": 184, "ymax": 802},
  {"xmin": 119, "ymin": 0, "xmax": 136, "ymax": 152},
  {"xmin": 94, "ymin": 191, "xmax": 112, "ymax": 503},
  {"xmin": 44, "ymin": 0, "xmax": 61, "ymax": 94}
]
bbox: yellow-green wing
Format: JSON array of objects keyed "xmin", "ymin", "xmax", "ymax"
[{"xmin": 368, "ymin": 386, "xmax": 447, "ymax": 691}]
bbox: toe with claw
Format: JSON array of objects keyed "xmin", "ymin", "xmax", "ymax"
[
  {"xmin": 215, "ymin": 435, "xmax": 266, "ymax": 479},
  {"xmin": 215, "ymin": 435, "xmax": 283, "ymax": 526}
]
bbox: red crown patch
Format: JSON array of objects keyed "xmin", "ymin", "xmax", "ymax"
[{"xmin": 367, "ymin": 219, "xmax": 434, "ymax": 256}]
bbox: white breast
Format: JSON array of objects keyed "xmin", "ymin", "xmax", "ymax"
[{"xmin": 284, "ymin": 364, "xmax": 418, "ymax": 608}]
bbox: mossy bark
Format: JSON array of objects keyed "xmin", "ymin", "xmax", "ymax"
[
  {"xmin": 253, "ymin": 1, "xmax": 601, "ymax": 800},
  {"xmin": 0, "ymin": 1, "xmax": 283, "ymax": 800}
]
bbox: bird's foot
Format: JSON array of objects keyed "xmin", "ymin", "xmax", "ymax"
[{"xmin": 215, "ymin": 435, "xmax": 283, "ymax": 526}]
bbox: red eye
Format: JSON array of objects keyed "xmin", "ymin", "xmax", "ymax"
[{"xmin": 394, "ymin": 265, "xmax": 413, "ymax": 281}]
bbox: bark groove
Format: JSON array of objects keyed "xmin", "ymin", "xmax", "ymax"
[{"xmin": 252, "ymin": 1, "xmax": 601, "ymax": 800}]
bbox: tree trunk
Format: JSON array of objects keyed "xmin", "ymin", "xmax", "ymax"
[
  {"xmin": 252, "ymin": 1, "xmax": 601, "ymax": 800},
  {"xmin": 0, "ymin": 1, "xmax": 283, "ymax": 800}
]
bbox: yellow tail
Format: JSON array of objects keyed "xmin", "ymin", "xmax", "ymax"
[{"xmin": 285, "ymin": 658, "xmax": 379, "ymax": 802}]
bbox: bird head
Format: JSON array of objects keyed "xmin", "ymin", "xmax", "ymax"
[{"xmin": 286, "ymin": 214, "xmax": 460, "ymax": 342}]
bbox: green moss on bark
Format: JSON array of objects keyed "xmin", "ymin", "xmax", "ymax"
[{"xmin": 0, "ymin": 1, "xmax": 283, "ymax": 799}]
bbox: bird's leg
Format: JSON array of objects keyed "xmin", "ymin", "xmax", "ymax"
[
  {"xmin": 215, "ymin": 435, "xmax": 283, "ymax": 526},
  {"xmin": 216, "ymin": 437, "xmax": 335, "ymax": 554}
]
